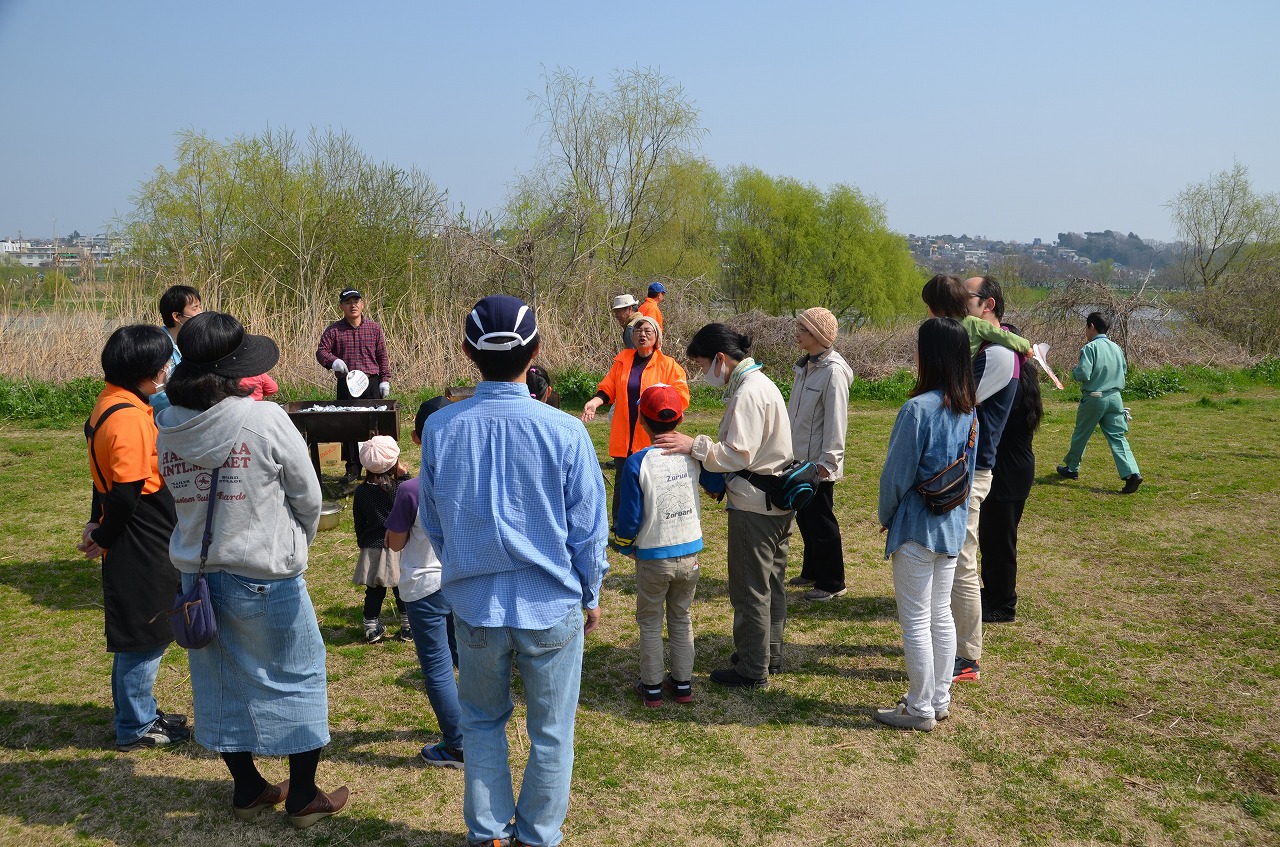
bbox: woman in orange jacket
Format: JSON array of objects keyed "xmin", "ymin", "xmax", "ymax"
[{"xmin": 581, "ymin": 315, "xmax": 690, "ymax": 521}]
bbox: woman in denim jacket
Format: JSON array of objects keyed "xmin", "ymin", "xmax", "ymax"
[{"xmin": 875, "ymin": 317, "xmax": 977, "ymax": 731}]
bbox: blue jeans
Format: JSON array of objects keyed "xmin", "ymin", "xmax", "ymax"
[
  {"xmin": 111, "ymin": 645, "xmax": 167, "ymax": 745},
  {"xmin": 404, "ymin": 590, "xmax": 463, "ymax": 749},
  {"xmin": 456, "ymin": 607, "xmax": 584, "ymax": 847}
]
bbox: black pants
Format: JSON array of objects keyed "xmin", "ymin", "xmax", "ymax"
[
  {"xmin": 794, "ymin": 481, "xmax": 844, "ymax": 593},
  {"xmin": 337, "ymin": 377, "xmax": 382, "ymax": 467},
  {"xmin": 978, "ymin": 496, "xmax": 1026, "ymax": 618},
  {"xmin": 363, "ymin": 585, "xmax": 405, "ymax": 620}
]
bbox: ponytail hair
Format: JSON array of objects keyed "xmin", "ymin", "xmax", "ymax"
[{"xmin": 686, "ymin": 323, "xmax": 752, "ymax": 362}]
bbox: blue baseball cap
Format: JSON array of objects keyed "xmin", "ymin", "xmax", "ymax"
[
  {"xmin": 647, "ymin": 281, "xmax": 665, "ymax": 295},
  {"xmin": 466, "ymin": 295, "xmax": 539, "ymax": 351}
]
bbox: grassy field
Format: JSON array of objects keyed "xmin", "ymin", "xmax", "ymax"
[{"xmin": 0, "ymin": 382, "xmax": 1277, "ymax": 846}]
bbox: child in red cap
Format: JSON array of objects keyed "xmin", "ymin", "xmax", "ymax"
[{"xmin": 611, "ymin": 384, "xmax": 724, "ymax": 706}]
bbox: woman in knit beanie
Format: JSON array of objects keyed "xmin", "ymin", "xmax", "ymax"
[{"xmin": 788, "ymin": 307, "xmax": 855, "ymax": 601}]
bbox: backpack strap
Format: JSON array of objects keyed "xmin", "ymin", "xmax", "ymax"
[{"xmin": 84, "ymin": 402, "xmax": 135, "ymax": 493}]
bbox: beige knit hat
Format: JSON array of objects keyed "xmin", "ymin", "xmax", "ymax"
[{"xmin": 797, "ymin": 307, "xmax": 838, "ymax": 348}]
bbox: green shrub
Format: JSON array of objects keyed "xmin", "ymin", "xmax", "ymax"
[
  {"xmin": 553, "ymin": 366, "xmax": 603, "ymax": 405},
  {"xmin": 1245, "ymin": 357, "xmax": 1280, "ymax": 386},
  {"xmin": 0, "ymin": 376, "xmax": 102, "ymax": 425},
  {"xmin": 850, "ymin": 370, "xmax": 914, "ymax": 404},
  {"xmin": 1127, "ymin": 366, "xmax": 1186, "ymax": 399}
]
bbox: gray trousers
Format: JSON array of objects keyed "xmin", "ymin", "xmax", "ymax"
[{"xmin": 726, "ymin": 509, "xmax": 794, "ymax": 680}]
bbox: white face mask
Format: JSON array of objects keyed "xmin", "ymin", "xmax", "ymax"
[
  {"xmin": 702, "ymin": 355, "xmax": 727, "ymax": 388},
  {"xmin": 151, "ymin": 363, "xmax": 174, "ymax": 395}
]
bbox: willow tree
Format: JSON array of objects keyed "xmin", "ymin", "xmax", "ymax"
[
  {"xmin": 719, "ymin": 167, "xmax": 922, "ymax": 323},
  {"xmin": 125, "ymin": 127, "xmax": 446, "ymax": 303},
  {"xmin": 522, "ymin": 65, "xmax": 710, "ymax": 275}
]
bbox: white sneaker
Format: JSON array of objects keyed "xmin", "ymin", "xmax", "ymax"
[{"xmin": 873, "ymin": 701, "xmax": 936, "ymax": 731}]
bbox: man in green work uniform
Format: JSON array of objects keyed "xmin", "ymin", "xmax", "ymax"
[{"xmin": 1057, "ymin": 312, "xmax": 1143, "ymax": 494}]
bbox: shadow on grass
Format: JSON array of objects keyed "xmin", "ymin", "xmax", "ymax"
[
  {"xmin": 0, "ymin": 558, "xmax": 102, "ymax": 611},
  {"xmin": 0, "ymin": 756, "xmax": 457, "ymax": 845},
  {"xmin": 0, "ymin": 699, "xmax": 117, "ymax": 751},
  {"xmin": 580, "ymin": 639, "xmax": 906, "ymax": 730}
]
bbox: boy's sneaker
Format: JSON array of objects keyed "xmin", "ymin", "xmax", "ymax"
[
  {"xmin": 634, "ymin": 681, "xmax": 664, "ymax": 708},
  {"xmin": 364, "ymin": 619, "xmax": 386, "ymax": 644},
  {"xmin": 663, "ymin": 675, "xmax": 693, "ymax": 704},
  {"xmin": 117, "ymin": 719, "xmax": 190, "ymax": 751},
  {"xmin": 953, "ymin": 656, "xmax": 981, "ymax": 682},
  {"xmin": 420, "ymin": 742, "xmax": 464, "ymax": 769},
  {"xmin": 803, "ymin": 587, "xmax": 846, "ymax": 601}
]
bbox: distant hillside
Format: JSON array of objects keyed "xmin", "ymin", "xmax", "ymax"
[{"xmin": 1055, "ymin": 230, "xmax": 1174, "ymax": 270}]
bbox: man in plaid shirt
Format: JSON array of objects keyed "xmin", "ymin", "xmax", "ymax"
[{"xmin": 316, "ymin": 287, "xmax": 392, "ymax": 479}]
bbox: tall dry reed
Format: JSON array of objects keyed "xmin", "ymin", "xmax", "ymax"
[{"xmin": 0, "ymin": 272, "xmax": 1257, "ymax": 393}]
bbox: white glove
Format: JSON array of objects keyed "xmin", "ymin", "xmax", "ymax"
[
  {"xmin": 331, "ymin": 358, "xmax": 348, "ymax": 375},
  {"xmin": 379, "ymin": 381, "xmax": 391, "ymax": 398}
]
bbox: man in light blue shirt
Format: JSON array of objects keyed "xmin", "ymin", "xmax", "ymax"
[{"xmin": 420, "ymin": 294, "xmax": 608, "ymax": 847}]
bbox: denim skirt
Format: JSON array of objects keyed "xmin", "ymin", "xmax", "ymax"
[{"xmin": 183, "ymin": 570, "xmax": 330, "ymax": 756}]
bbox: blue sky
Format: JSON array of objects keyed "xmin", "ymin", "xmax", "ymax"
[{"xmin": 2, "ymin": 0, "xmax": 1276, "ymax": 243}]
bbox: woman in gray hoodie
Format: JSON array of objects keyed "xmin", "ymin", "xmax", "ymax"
[{"xmin": 156, "ymin": 312, "xmax": 346, "ymax": 829}]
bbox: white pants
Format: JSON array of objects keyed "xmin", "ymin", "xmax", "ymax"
[
  {"xmin": 952, "ymin": 469, "xmax": 992, "ymax": 661},
  {"xmin": 892, "ymin": 541, "xmax": 956, "ymax": 719}
]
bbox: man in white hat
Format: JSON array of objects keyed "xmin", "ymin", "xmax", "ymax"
[{"xmin": 610, "ymin": 293, "xmax": 642, "ymax": 350}]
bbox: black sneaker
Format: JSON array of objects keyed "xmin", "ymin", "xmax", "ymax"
[
  {"xmin": 1121, "ymin": 473, "xmax": 1143, "ymax": 494},
  {"xmin": 953, "ymin": 656, "xmax": 981, "ymax": 683},
  {"xmin": 117, "ymin": 720, "xmax": 190, "ymax": 751},
  {"xmin": 1056, "ymin": 465, "xmax": 1079, "ymax": 480},
  {"xmin": 155, "ymin": 709, "xmax": 187, "ymax": 729},
  {"xmin": 634, "ymin": 680, "xmax": 664, "ymax": 708},
  {"xmin": 709, "ymin": 667, "xmax": 767, "ymax": 688},
  {"xmin": 730, "ymin": 651, "xmax": 780, "ymax": 675},
  {"xmin": 663, "ymin": 675, "xmax": 693, "ymax": 704}
]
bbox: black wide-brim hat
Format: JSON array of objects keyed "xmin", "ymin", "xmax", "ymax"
[{"xmin": 180, "ymin": 312, "xmax": 280, "ymax": 378}]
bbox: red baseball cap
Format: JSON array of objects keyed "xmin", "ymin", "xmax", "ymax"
[{"xmin": 639, "ymin": 384, "xmax": 684, "ymax": 424}]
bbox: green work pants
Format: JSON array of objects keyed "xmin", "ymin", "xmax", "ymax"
[{"xmin": 1062, "ymin": 391, "xmax": 1140, "ymax": 479}]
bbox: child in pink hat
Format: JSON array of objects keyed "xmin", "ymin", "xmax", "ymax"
[{"xmin": 354, "ymin": 435, "xmax": 410, "ymax": 642}]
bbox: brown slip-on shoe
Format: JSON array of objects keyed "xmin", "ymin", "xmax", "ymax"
[
  {"xmin": 233, "ymin": 779, "xmax": 289, "ymax": 820},
  {"xmin": 288, "ymin": 785, "xmax": 349, "ymax": 829}
]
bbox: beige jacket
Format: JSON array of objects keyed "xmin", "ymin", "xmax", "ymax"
[
  {"xmin": 691, "ymin": 365, "xmax": 795, "ymax": 514},
  {"xmin": 787, "ymin": 348, "xmax": 853, "ymax": 480}
]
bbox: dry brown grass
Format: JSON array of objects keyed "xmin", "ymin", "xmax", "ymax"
[{"xmin": 2, "ymin": 275, "xmax": 1260, "ymax": 398}]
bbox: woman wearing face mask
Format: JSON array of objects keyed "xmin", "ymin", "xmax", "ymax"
[
  {"xmin": 654, "ymin": 323, "xmax": 795, "ymax": 688},
  {"xmin": 581, "ymin": 315, "xmax": 689, "ymax": 524},
  {"xmin": 78, "ymin": 325, "xmax": 190, "ymax": 751}
]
